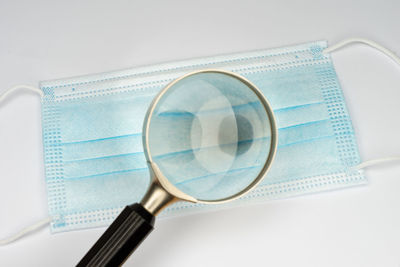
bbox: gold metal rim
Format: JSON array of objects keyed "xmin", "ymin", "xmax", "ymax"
[{"xmin": 142, "ymin": 69, "xmax": 278, "ymax": 205}]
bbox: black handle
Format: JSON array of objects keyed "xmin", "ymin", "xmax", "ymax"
[{"xmin": 77, "ymin": 203, "xmax": 155, "ymax": 267}]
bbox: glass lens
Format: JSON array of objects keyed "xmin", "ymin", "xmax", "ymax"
[{"xmin": 146, "ymin": 72, "xmax": 273, "ymax": 201}]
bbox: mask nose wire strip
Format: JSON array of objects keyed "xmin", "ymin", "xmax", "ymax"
[
  {"xmin": 0, "ymin": 85, "xmax": 52, "ymax": 246},
  {"xmin": 324, "ymin": 38, "xmax": 400, "ymax": 171}
]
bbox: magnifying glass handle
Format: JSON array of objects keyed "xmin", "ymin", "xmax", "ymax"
[{"xmin": 77, "ymin": 203, "xmax": 155, "ymax": 267}]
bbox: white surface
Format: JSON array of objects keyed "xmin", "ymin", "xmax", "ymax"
[{"xmin": 0, "ymin": 0, "xmax": 399, "ymax": 266}]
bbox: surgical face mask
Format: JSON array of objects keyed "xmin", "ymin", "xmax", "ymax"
[{"xmin": 1, "ymin": 38, "xmax": 399, "ymax": 244}]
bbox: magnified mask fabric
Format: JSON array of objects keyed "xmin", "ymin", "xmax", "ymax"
[{"xmin": 40, "ymin": 40, "xmax": 365, "ymax": 232}]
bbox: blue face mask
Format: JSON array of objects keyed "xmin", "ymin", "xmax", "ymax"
[
  {"xmin": 5, "ymin": 38, "xmax": 399, "ymax": 241},
  {"xmin": 34, "ymin": 39, "xmax": 366, "ymax": 233}
]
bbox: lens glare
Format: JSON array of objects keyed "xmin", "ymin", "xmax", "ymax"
[{"xmin": 146, "ymin": 71, "xmax": 273, "ymax": 201}]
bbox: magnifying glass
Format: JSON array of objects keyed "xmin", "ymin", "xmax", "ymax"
[{"xmin": 77, "ymin": 70, "xmax": 278, "ymax": 267}]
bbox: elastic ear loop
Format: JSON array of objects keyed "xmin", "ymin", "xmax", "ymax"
[
  {"xmin": 324, "ymin": 38, "xmax": 400, "ymax": 171},
  {"xmin": 0, "ymin": 85, "xmax": 53, "ymax": 246}
]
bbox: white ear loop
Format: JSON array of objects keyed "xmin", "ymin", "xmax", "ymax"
[
  {"xmin": 324, "ymin": 38, "xmax": 400, "ymax": 171},
  {"xmin": 351, "ymin": 157, "xmax": 400, "ymax": 171},
  {"xmin": 0, "ymin": 85, "xmax": 52, "ymax": 246},
  {"xmin": 0, "ymin": 217, "xmax": 52, "ymax": 246},
  {"xmin": 324, "ymin": 38, "xmax": 400, "ymax": 65},
  {"xmin": 0, "ymin": 85, "xmax": 44, "ymax": 103}
]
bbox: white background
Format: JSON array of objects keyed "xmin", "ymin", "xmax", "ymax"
[{"xmin": 0, "ymin": 0, "xmax": 399, "ymax": 266}]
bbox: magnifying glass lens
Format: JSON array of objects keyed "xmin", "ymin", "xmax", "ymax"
[{"xmin": 147, "ymin": 72, "xmax": 273, "ymax": 201}]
